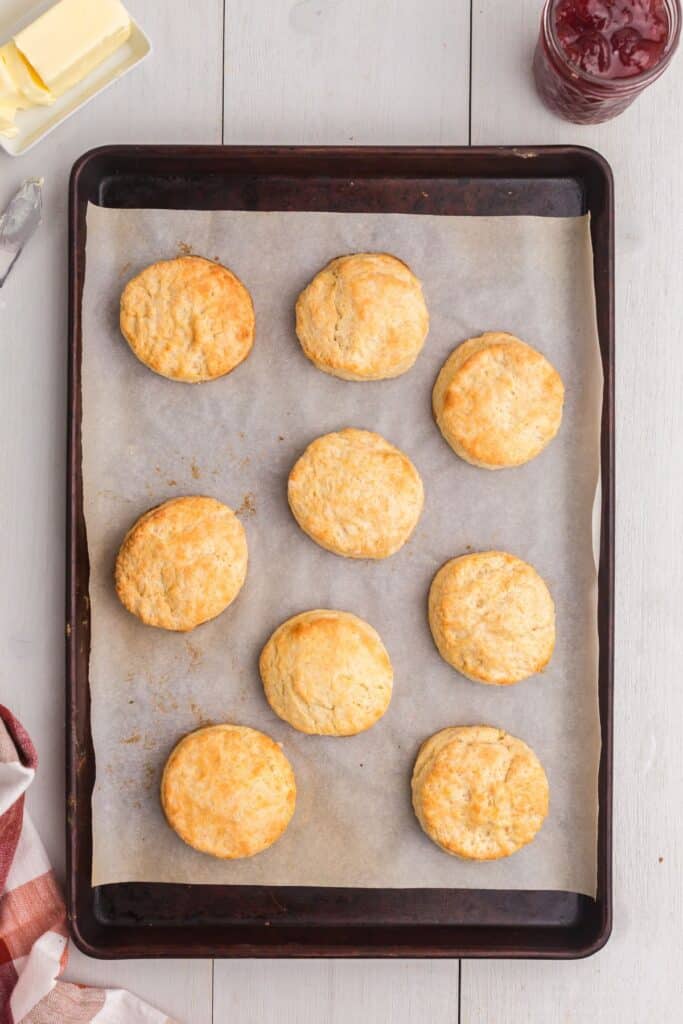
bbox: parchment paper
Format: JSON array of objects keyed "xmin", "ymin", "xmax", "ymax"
[{"xmin": 83, "ymin": 205, "xmax": 602, "ymax": 895}]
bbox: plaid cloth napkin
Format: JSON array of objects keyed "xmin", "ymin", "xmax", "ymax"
[{"xmin": 0, "ymin": 705, "xmax": 176, "ymax": 1024}]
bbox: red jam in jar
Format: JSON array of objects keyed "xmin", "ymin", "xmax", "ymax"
[{"xmin": 534, "ymin": 0, "xmax": 681, "ymax": 122}]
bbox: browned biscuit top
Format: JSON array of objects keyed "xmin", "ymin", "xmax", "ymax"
[{"xmin": 120, "ymin": 256, "xmax": 254, "ymax": 382}]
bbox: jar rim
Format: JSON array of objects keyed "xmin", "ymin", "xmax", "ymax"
[{"xmin": 542, "ymin": 0, "xmax": 681, "ymax": 93}]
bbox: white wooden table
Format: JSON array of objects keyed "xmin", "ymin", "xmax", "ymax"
[{"xmin": 1, "ymin": 1, "xmax": 681, "ymax": 1020}]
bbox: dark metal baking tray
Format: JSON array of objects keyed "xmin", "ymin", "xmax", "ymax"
[{"xmin": 67, "ymin": 145, "xmax": 614, "ymax": 959}]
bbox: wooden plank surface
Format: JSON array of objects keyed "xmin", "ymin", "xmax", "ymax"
[
  {"xmin": 0, "ymin": 0, "xmax": 220, "ymax": 1019},
  {"xmin": 223, "ymin": 0, "xmax": 470, "ymax": 144},
  {"xmin": 464, "ymin": 2, "xmax": 683, "ymax": 1021},
  {"xmin": 213, "ymin": 960, "xmax": 460, "ymax": 1023}
]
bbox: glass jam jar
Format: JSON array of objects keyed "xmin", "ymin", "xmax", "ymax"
[{"xmin": 534, "ymin": 0, "xmax": 681, "ymax": 123}]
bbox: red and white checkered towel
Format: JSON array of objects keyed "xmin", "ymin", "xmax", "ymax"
[{"xmin": 0, "ymin": 706, "xmax": 176, "ymax": 1024}]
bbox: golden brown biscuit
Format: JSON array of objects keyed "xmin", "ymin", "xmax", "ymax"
[
  {"xmin": 161, "ymin": 724, "xmax": 296, "ymax": 859},
  {"xmin": 432, "ymin": 332, "xmax": 564, "ymax": 468},
  {"xmin": 260, "ymin": 609, "xmax": 393, "ymax": 736},
  {"xmin": 295, "ymin": 253, "xmax": 429, "ymax": 380},
  {"xmin": 411, "ymin": 725, "xmax": 549, "ymax": 860},
  {"xmin": 115, "ymin": 496, "xmax": 248, "ymax": 632},
  {"xmin": 287, "ymin": 428, "xmax": 424, "ymax": 559},
  {"xmin": 120, "ymin": 256, "xmax": 254, "ymax": 382},
  {"xmin": 428, "ymin": 551, "xmax": 555, "ymax": 685}
]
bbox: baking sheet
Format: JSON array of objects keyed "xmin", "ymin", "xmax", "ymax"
[{"xmin": 82, "ymin": 205, "xmax": 602, "ymax": 895}]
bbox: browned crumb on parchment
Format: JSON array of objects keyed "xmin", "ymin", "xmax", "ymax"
[
  {"xmin": 152, "ymin": 691, "xmax": 178, "ymax": 715},
  {"xmin": 121, "ymin": 733, "xmax": 141, "ymax": 745},
  {"xmin": 151, "ymin": 684, "xmax": 179, "ymax": 716},
  {"xmin": 167, "ymin": 479, "xmax": 177, "ymax": 487},
  {"xmin": 119, "ymin": 260, "xmax": 132, "ymax": 278},
  {"xmin": 146, "ymin": 668, "xmax": 171, "ymax": 688},
  {"xmin": 190, "ymin": 702, "xmax": 214, "ymax": 727},
  {"xmin": 185, "ymin": 640, "xmax": 202, "ymax": 669},
  {"xmin": 236, "ymin": 492, "xmax": 256, "ymax": 518},
  {"xmin": 176, "ymin": 241, "xmax": 194, "ymax": 256},
  {"xmin": 143, "ymin": 762, "xmax": 157, "ymax": 790},
  {"xmin": 96, "ymin": 488, "xmax": 133, "ymax": 503},
  {"xmin": 190, "ymin": 459, "xmax": 201, "ymax": 480}
]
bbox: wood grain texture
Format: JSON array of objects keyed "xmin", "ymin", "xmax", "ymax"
[
  {"xmin": 465, "ymin": 2, "xmax": 683, "ymax": 1020},
  {"xmin": 0, "ymin": 0, "xmax": 220, "ymax": 1017},
  {"xmin": 213, "ymin": 960, "xmax": 459, "ymax": 1022},
  {"xmin": 63, "ymin": 951, "xmax": 213, "ymax": 1024},
  {"xmin": 223, "ymin": 0, "xmax": 470, "ymax": 144}
]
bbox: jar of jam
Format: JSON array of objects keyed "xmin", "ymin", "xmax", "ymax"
[{"xmin": 534, "ymin": 0, "xmax": 681, "ymax": 123}]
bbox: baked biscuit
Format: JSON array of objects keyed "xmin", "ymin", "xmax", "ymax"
[
  {"xmin": 161, "ymin": 724, "xmax": 296, "ymax": 859},
  {"xmin": 120, "ymin": 256, "xmax": 254, "ymax": 382},
  {"xmin": 295, "ymin": 253, "xmax": 429, "ymax": 380},
  {"xmin": 411, "ymin": 725, "xmax": 549, "ymax": 860},
  {"xmin": 432, "ymin": 332, "xmax": 564, "ymax": 468},
  {"xmin": 428, "ymin": 551, "xmax": 555, "ymax": 685},
  {"xmin": 115, "ymin": 496, "xmax": 248, "ymax": 632},
  {"xmin": 287, "ymin": 428, "xmax": 424, "ymax": 559},
  {"xmin": 260, "ymin": 609, "xmax": 393, "ymax": 736}
]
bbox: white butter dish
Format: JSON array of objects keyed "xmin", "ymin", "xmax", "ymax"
[{"xmin": 0, "ymin": 0, "xmax": 150, "ymax": 157}]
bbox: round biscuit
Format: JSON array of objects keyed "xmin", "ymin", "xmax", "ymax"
[
  {"xmin": 260, "ymin": 609, "xmax": 393, "ymax": 736},
  {"xmin": 411, "ymin": 725, "xmax": 549, "ymax": 860},
  {"xmin": 120, "ymin": 256, "xmax": 255, "ymax": 382},
  {"xmin": 432, "ymin": 332, "xmax": 564, "ymax": 468},
  {"xmin": 295, "ymin": 252, "xmax": 429, "ymax": 381},
  {"xmin": 428, "ymin": 551, "xmax": 555, "ymax": 685},
  {"xmin": 287, "ymin": 428, "xmax": 424, "ymax": 559},
  {"xmin": 115, "ymin": 496, "xmax": 248, "ymax": 632},
  {"xmin": 161, "ymin": 724, "xmax": 296, "ymax": 859}
]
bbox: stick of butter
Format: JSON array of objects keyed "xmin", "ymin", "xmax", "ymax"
[
  {"xmin": 0, "ymin": 104, "xmax": 19, "ymax": 138},
  {"xmin": 1, "ymin": 42, "xmax": 53, "ymax": 106},
  {"xmin": 13, "ymin": 0, "xmax": 132, "ymax": 98},
  {"xmin": 0, "ymin": 47, "xmax": 20, "ymax": 136},
  {"xmin": 0, "ymin": 45, "xmax": 32, "ymax": 110}
]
